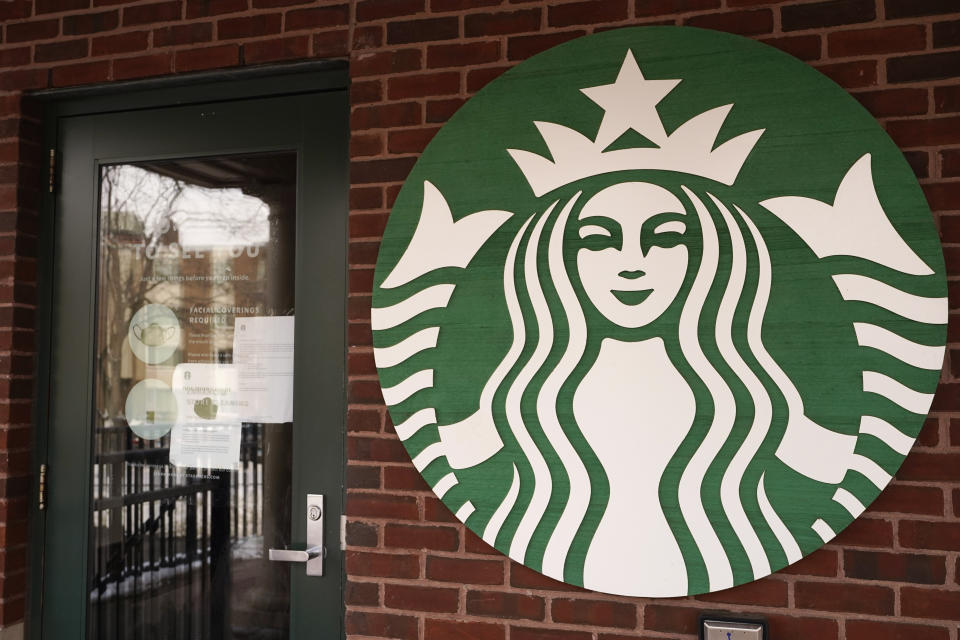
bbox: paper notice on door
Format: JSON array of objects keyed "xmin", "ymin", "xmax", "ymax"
[
  {"xmin": 233, "ymin": 316, "xmax": 295, "ymax": 423},
  {"xmin": 169, "ymin": 363, "xmax": 243, "ymax": 469}
]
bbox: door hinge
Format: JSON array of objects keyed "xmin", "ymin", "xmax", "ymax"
[
  {"xmin": 340, "ymin": 515, "xmax": 346, "ymax": 551},
  {"xmin": 38, "ymin": 463, "xmax": 47, "ymax": 510},
  {"xmin": 47, "ymin": 149, "xmax": 56, "ymax": 194}
]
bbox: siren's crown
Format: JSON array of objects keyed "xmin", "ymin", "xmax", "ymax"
[{"xmin": 507, "ymin": 50, "xmax": 765, "ymax": 197}]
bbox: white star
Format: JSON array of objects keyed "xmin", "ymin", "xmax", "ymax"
[{"xmin": 581, "ymin": 50, "xmax": 681, "ymax": 149}]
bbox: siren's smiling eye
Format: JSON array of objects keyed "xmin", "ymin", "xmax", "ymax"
[
  {"xmin": 641, "ymin": 212, "xmax": 686, "ymax": 255},
  {"xmin": 578, "ymin": 219, "xmax": 621, "ymax": 251}
]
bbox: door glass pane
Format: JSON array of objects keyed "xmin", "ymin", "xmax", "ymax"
[{"xmin": 88, "ymin": 153, "xmax": 297, "ymax": 640}]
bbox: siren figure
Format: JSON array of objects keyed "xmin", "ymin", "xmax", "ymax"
[{"xmin": 371, "ymin": 50, "xmax": 946, "ymax": 597}]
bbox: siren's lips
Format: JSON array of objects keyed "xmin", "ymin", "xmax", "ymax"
[{"xmin": 611, "ymin": 288, "xmax": 653, "ymax": 306}]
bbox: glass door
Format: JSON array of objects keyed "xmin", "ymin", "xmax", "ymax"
[
  {"xmin": 36, "ymin": 82, "xmax": 347, "ymax": 640},
  {"xmin": 89, "ymin": 153, "xmax": 296, "ymax": 639}
]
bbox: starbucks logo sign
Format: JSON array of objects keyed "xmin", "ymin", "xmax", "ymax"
[{"xmin": 371, "ymin": 27, "xmax": 946, "ymax": 597}]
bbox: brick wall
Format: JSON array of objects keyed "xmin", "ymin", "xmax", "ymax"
[{"xmin": 2, "ymin": 0, "xmax": 960, "ymax": 638}]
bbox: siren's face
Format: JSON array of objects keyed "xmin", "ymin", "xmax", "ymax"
[{"xmin": 576, "ymin": 182, "xmax": 689, "ymax": 328}]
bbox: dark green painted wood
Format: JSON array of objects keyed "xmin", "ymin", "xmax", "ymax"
[{"xmin": 34, "ymin": 78, "xmax": 347, "ymax": 640}]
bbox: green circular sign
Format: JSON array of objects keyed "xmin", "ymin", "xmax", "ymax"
[{"xmin": 372, "ymin": 26, "xmax": 946, "ymax": 596}]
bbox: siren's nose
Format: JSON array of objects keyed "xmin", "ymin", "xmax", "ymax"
[{"xmin": 618, "ymin": 269, "xmax": 646, "ymax": 280}]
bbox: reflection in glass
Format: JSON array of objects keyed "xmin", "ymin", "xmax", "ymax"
[{"xmin": 88, "ymin": 153, "xmax": 296, "ymax": 639}]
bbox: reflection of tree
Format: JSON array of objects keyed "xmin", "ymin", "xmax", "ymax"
[{"xmin": 98, "ymin": 165, "xmax": 184, "ymax": 419}]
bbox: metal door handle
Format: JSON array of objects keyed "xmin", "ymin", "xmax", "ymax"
[
  {"xmin": 268, "ymin": 545, "xmax": 324, "ymax": 563},
  {"xmin": 267, "ymin": 494, "xmax": 325, "ymax": 576}
]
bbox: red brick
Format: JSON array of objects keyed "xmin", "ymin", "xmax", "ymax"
[
  {"xmin": 831, "ymin": 516, "xmax": 893, "ymax": 547},
  {"xmin": 347, "ymin": 407, "xmax": 380, "ymax": 433},
  {"xmin": 424, "ymin": 496, "xmax": 457, "ymax": 523},
  {"xmin": 113, "ymin": 53, "xmax": 172, "ymax": 80},
  {"xmin": 388, "ymin": 127, "xmax": 440, "ymax": 154},
  {"xmin": 346, "ymin": 611, "xmax": 418, "ymax": 640},
  {"xmin": 778, "ymin": 549, "xmax": 838, "ymax": 577},
  {"xmin": 424, "ymin": 619, "xmax": 505, "ymax": 640},
  {"xmin": 356, "ymin": 0, "xmax": 423, "ymax": 21},
  {"xmin": 467, "ymin": 591, "xmax": 544, "ymax": 620},
  {"xmin": 901, "ymin": 586, "xmax": 960, "ymax": 619},
  {"xmin": 645, "ymin": 604, "xmax": 704, "ymax": 635},
  {"xmin": 349, "ymin": 187, "xmax": 383, "ymax": 212},
  {"xmin": 511, "ymin": 628, "xmax": 591, "ymax": 640},
  {"xmin": 6, "ymin": 20, "xmax": 60, "ymax": 44},
  {"xmin": 63, "ymin": 10, "xmax": 119, "ymax": 35},
  {"xmin": 759, "ymin": 34, "xmax": 822, "ymax": 61},
  {"xmin": 351, "ymin": 157, "xmax": 417, "ymax": 185},
  {"xmin": 353, "ymin": 49, "xmax": 422, "ymax": 77},
  {"xmin": 351, "ymin": 131, "xmax": 383, "ymax": 158},
  {"xmin": 943, "ymin": 149, "xmax": 960, "ymax": 177},
  {"xmin": 35, "ymin": 39, "xmax": 89, "ymax": 63},
  {"xmin": 853, "ymin": 87, "xmax": 931, "ymax": 118},
  {"xmin": 896, "ymin": 452, "xmax": 960, "ymax": 482},
  {"xmin": 952, "ymin": 418, "xmax": 960, "ymax": 445},
  {"xmin": 218, "ymin": 13, "xmax": 281, "ymax": 39},
  {"xmin": 383, "ymin": 465, "xmax": 429, "ymax": 491},
  {"xmin": 795, "ymin": 581, "xmax": 894, "ymax": 615},
  {"xmin": 508, "ymin": 31, "xmax": 585, "ymax": 61},
  {"xmin": 352, "ymin": 24, "xmax": 382, "ymax": 49},
  {"xmin": 828, "ymin": 25, "xmax": 926, "ymax": 57},
  {"xmin": 0, "ymin": 49, "xmax": 30, "ymax": 69},
  {"xmin": 346, "ymin": 464, "xmax": 380, "ymax": 489},
  {"xmin": 551, "ymin": 598, "xmax": 636, "ymax": 629},
  {"xmin": 815, "ymin": 60, "xmax": 877, "ymax": 89},
  {"xmin": 346, "ymin": 520, "xmax": 378, "ymax": 547},
  {"xmin": 685, "ymin": 9, "xmax": 774, "ymax": 36},
  {"xmin": 465, "ymin": 9, "xmax": 541, "ymax": 37},
  {"xmin": 765, "ymin": 614, "xmax": 838, "ymax": 640},
  {"xmin": 427, "ymin": 98, "xmax": 466, "ymax": 122},
  {"xmin": 934, "ymin": 19, "xmax": 960, "ymax": 48},
  {"xmin": 0, "ymin": 0, "xmax": 31, "ymax": 20},
  {"xmin": 388, "ymin": 72, "xmax": 459, "ymax": 100},
  {"xmin": 388, "ymin": 17, "xmax": 459, "ymax": 44},
  {"xmin": 152, "ymin": 23, "xmax": 213, "ymax": 46},
  {"xmin": 285, "ymin": 4, "xmax": 349, "ymax": 31},
  {"xmin": 636, "ymin": 0, "xmax": 718, "ymax": 17},
  {"xmin": 549, "ymin": 0, "xmax": 627, "ymax": 27},
  {"xmin": 36, "ymin": 0, "xmax": 88, "ymax": 13},
  {"xmin": 184, "ymin": 0, "xmax": 246, "ymax": 18},
  {"xmin": 889, "ymin": 51, "xmax": 960, "ymax": 84},
  {"xmin": 427, "ymin": 555, "xmax": 504, "ymax": 584},
  {"xmin": 428, "ymin": 41, "xmax": 500, "ymax": 69},
  {"xmin": 352, "ymin": 102, "xmax": 421, "ymax": 130},
  {"xmin": 782, "ymin": 0, "xmax": 875, "ymax": 31},
  {"xmin": 870, "ymin": 483, "xmax": 943, "ymax": 516},
  {"xmin": 174, "ymin": 44, "xmax": 238, "ymax": 72},
  {"xmin": 346, "ymin": 493, "xmax": 419, "ymax": 520},
  {"xmin": 347, "ymin": 436, "xmax": 410, "ymax": 462},
  {"xmin": 467, "ymin": 65, "xmax": 510, "ymax": 92},
  {"xmin": 924, "ymin": 183, "xmax": 960, "ymax": 212},
  {"xmin": 385, "ymin": 523, "xmax": 459, "ymax": 551},
  {"xmin": 346, "ymin": 550, "xmax": 420, "ymax": 578},
  {"xmin": 346, "ymin": 580, "xmax": 379, "ymax": 606},
  {"xmin": 845, "ymin": 549, "xmax": 946, "ymax": 584},
  {"xmin": 697, "ymin": 577, "xmax": 788, "ymax": 607},
  {"xmin": 122, "ymin": 0, "xmax": 181, "ymax": 25},
  {"xmin": 91, "ymin": 31, "xmax": 149, "ymax": 55},
  {"xmin": 313, "ymin": 28, "xmax": 348, "ymax": 57},
  {"xmin": 846, "ymin": 619, "xmax": 949, "ymax": 640},
  {"xmin": 350, "ymin": 80, "xmax": 382, "ymax": 106},
  {"xmin": 900, "ymin": 520, "xmax": 960, "ymax": 551},
  {"xmin": 243, "ymin": 36, "xmax": 309, "ymax": 63},
  {"xmin": 886, "ymin": 0, "xmax": 957, "ymax": 19},
  {"xmin": 385, "ymin": 584, "xmax": 459, "ymax": 613},
  {"xmin": 935, "ymin": 85, "xmax": 960, "ymax": 113},
  {"xmin": 432, "ymin": 0, "xmax": 499, "ymax": 9}
]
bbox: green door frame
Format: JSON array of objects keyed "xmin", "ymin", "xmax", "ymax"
[{"xmin": 30, "ymin": 61, "xmax": 349, "ymax": 640}]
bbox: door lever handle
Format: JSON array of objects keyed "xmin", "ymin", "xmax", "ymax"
[
  {"xmin": 267, "ymin": 494, "xmax": 325, "ymax": 576},
  {"xmin": 268, "ymin": 545, "xmax": 324, "ymax": 563}
]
